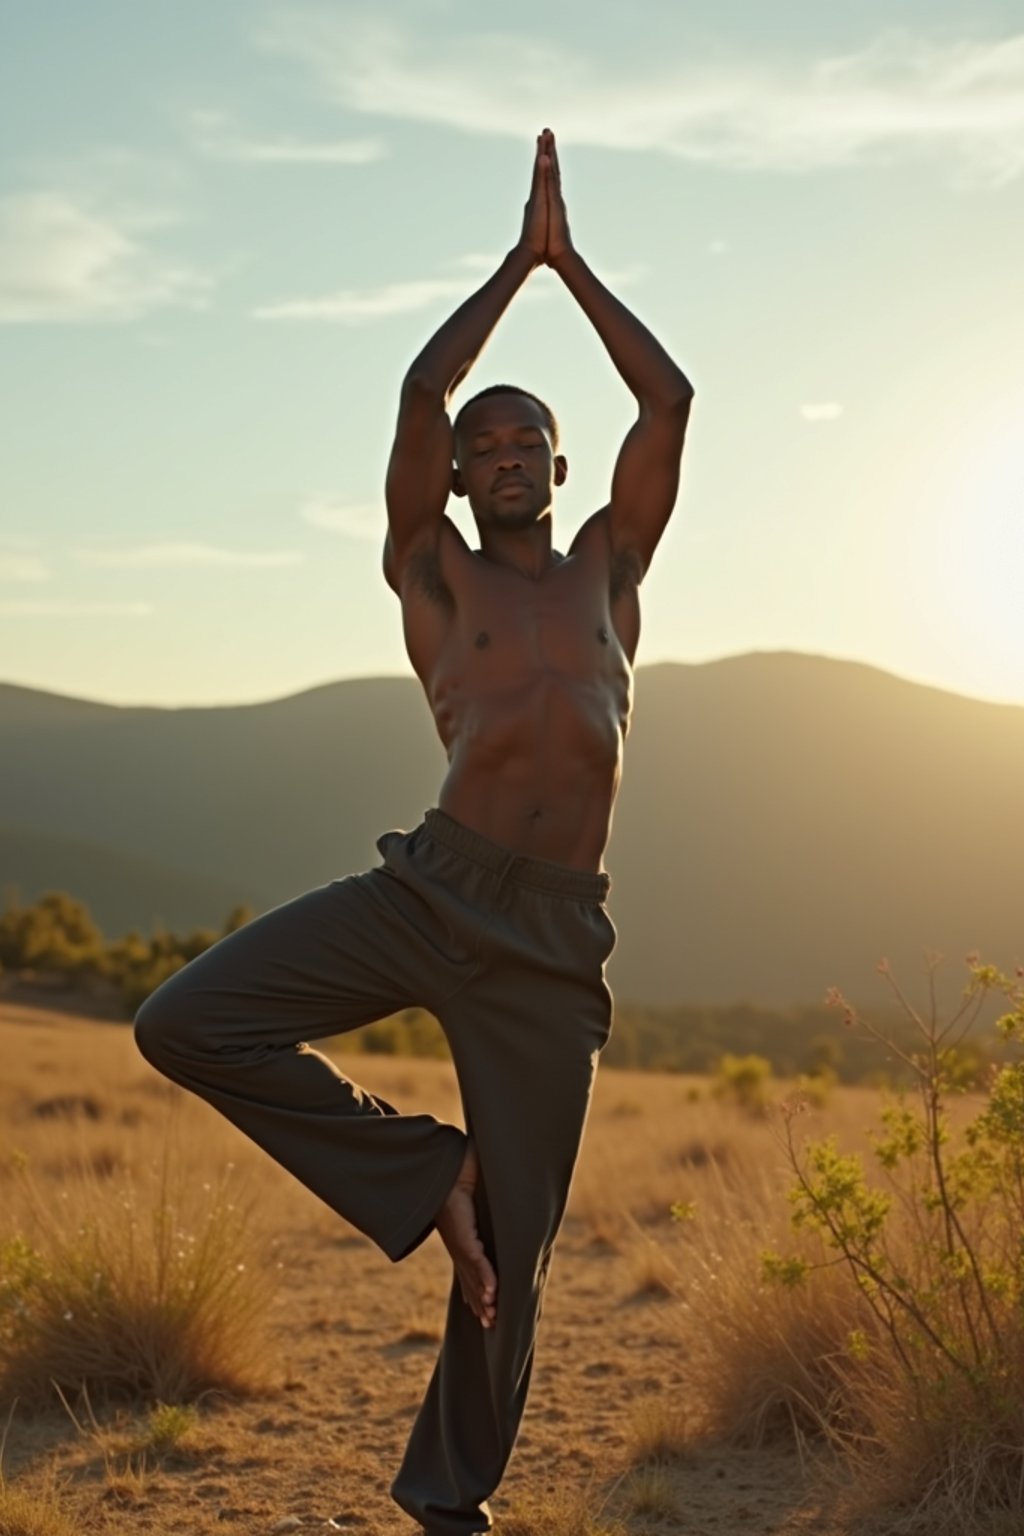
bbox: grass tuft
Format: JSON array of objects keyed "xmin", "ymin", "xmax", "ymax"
[
  {"xmin": 616, "ymin": 1464, "xmax": 680, "ymax": 1519},
  {"xmin": 502, "ymin": 1483, "xmax": 624, "ymax": 1536},
  {"xmin": 0, "ymin": 1469, "xmax": 77, "ymax": 1536},
  {"xmin": 626, "ymin": 1399, "xmax": 691, "ymax": 1465},
  {"xmin": 0, "ymin": 1154, "xmax": 277, "ymax": 1407}
]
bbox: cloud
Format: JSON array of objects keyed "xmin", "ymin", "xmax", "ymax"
[
  {"xmin": 188, "ymin": 108, "xmax": 385, "ymax": 166},
  {"xmin": 254, "ymin": 274, "xmax": 483, "ymax": 322},
  {"xmin": 0, "ymin": 555, "xmax": 49, "ymax": 582},
  {"xmin": 800, "ymin": 402, "xmax": 845, "ymax": 422},
  {"xmin": 0, "ymin": 600, "xmax": 153, "ymax": 616},
  {"xmin": 0, "ymin": 193, "xmax": 213, "ymax": 323},
  {"xmin": 260, "ymin": 17, "xmax": 1024, "ymax": 184},
  {"xmin": 254, "ymin": 257, "xmax": 642, "ymax": 323},
  {"xmin": 73, "ymin": 542, "xmax": 304, "ymax": 567},
  {"xmin": 300, "ymin": 497, "xmax": 382, "ymax": 539}
]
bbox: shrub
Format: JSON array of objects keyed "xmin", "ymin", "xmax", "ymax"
[
  {"xmin": 759, "ymin": 955, "xmax": 1024, "ymax": 1530},
  {"xmin": 0, "ymin": 1154, "xmax": 278, "ymax": 1407},
  {"xmin": 711, "ymin": 1052, "xmax": 772, "ymax": 1115},
  {"xmin": 0, "ymin": 893, "xmax": 105, "ymax": 977}
]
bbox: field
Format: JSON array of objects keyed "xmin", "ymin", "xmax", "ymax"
[{"xmin": 0, "ymin": 997, "xmax": 998, "ymax": 1536}]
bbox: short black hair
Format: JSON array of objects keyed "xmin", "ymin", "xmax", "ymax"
[{"xmin": 452, "ymin": 384, "xmax": 560, "ymax": 451}]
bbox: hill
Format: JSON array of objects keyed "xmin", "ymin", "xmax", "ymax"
[
  {"xmin": 0, "ymin": 820, "xmax": 273, "ymax": 937},
  {"xmin": 2, "ymin": 654, "xmax": 1022, "ymax": 1004}
]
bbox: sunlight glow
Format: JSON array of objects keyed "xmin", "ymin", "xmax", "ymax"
[{"xmin": 943, "ymin": 401, "xmax": 1024, "ymax": 697}]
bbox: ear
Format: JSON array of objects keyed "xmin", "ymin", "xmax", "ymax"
[
  {"xmin": 452, "ymin": 464, "xmax": 467, "ymax": 499},
  {"xmin": 554, "ymin": 454, "xmax": 568, "ymax": 488}
]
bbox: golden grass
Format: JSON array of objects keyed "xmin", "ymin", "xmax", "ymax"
[
  {"xmin": 625, "ymin": 1400, "xmax": 691, "ymax": 1465},
  {"xmin": 3, "ymin": 997, "xmax": 1018, "ymax": 1535},
  {"xmin": 502, "ymin": 1482, "xmax": 626, "ymax": 1536},
  {"xmin": 0, "ymin": 1481, "xmax": 78, "ymax": 1536},
  {"xmin": 0, "ymin": 1152, "xmax": 278, "ymax": 1407},
  {"xmin": 616, "ymin": 1464, "xmax": 680, "ymax": 1520}
]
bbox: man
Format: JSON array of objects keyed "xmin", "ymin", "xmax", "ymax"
[{"xmin": 134, "ymin": 128, "xmax": 693, "ymax": 1534}]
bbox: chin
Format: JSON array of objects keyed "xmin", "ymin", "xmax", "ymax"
[{"xmin": 488, "ymin": 502, "xmax": 545, "ymax": 529}]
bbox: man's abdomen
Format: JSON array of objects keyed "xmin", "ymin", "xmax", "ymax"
[{"xmin": 436, "ymin": 672, "xmax": 625, "ymax": 871}]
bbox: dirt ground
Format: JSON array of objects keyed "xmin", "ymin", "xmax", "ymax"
[{"xmin": 0, "ymin": 999, "xmax": 896, "ymax": 1536}]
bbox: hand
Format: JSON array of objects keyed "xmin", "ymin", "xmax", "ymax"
[
  {"xmin": 542, "ymin": 129, "xmax": 574, "ymax": 266},
  {"xmin": 519, "ymin": 133, "xmax": 549, "ymax": 262}
]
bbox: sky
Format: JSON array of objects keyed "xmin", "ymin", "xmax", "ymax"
[{"xmin": 1, "ymin": 0, "xmax": 1023, "ymax": 709}]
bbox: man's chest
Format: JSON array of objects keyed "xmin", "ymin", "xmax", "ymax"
[{"xmin": 447, "ymin": 560, "xmax": 626, "ymax": 677}]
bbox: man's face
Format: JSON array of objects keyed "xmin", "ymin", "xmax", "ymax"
[{"xmin": 453, "ymin": 394, "xmax": 567, "ymax": 530}]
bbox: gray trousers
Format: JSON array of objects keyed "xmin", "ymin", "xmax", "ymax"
[{"xmin": 133, "ymin": 808, "xmax": 616, "ymax": 1535}]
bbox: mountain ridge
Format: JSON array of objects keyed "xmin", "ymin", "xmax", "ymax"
[{"xmin": 3, "ymin": 653, "xmax": 1022, "ymax": 1005}]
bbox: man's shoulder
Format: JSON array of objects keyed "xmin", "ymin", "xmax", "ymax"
[{"xmin": 569, "ymin": 505, "xmax": 644, "ymax": 599}]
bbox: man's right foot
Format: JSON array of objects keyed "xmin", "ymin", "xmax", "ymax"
[{"xmin": 436, "ymin": 1140, "xmax": 498, "ymax": 1328}]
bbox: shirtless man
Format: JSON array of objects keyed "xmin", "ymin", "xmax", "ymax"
[{"xmin": 134, "ymin": 128, "xmax": 692, "ymax": 1535}]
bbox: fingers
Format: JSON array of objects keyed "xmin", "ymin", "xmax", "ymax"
[{"xmin": 529, "ymin": 133, "xmax": 543, "ymax": 193}]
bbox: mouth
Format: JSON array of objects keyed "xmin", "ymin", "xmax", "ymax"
[{"xmin": 494, "ymin": 478, "xmax": 530, "ymax": 495}]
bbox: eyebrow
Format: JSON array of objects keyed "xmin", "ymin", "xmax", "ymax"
[{"xmin": 470, "ymin": 424, "xmax": 544, "ymax": 444}]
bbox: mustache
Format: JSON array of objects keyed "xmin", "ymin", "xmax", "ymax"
[{"xmin": 492, "ymin": 473, "xmax": 531, "ymax": 491}]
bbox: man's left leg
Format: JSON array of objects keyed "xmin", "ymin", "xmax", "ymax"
[{"xmin": 390, "ymin": 865, "xmax": 616, "ymax": 1536}]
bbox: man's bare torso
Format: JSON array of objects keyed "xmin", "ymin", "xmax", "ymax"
[{"xmin": 399, "ymin": 513, "xmax": 639, "ymax": 873}]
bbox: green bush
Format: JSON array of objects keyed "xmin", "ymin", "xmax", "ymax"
[
  {"xmin": 712, "ymin": 1052, "xmax": 773, "ymax": 1114},
  {"xmin": 762, "ymin": 955, "xmax": 1024, "ymax": 1530}
]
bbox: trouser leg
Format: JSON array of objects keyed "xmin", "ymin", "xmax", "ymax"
[
  {"xmin": 391, "ymin": 920, "xmax": 614, "ymax": 1536},
  {"xmin": 133, "ymin": 860, "xmax": 469, "ymax": 1260}
]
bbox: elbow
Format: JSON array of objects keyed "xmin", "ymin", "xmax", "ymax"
[
  {"xmin": 644, "ymin": 376, "xmax": 694, "ymax": 420},
  {"xmin": 401, "ymin": 370, "xmax": 447, "ymax": 406},
  {"xmin": 669, "ymin": 371, "xmax": 695, "ymax": 411}
]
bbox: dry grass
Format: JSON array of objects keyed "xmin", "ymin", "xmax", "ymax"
[
  {"xmin": 3, "ymin": 997, "xmax": 1011, "ymax": 1535},
  {"xmin": 624, "ymin": 1237, "xmax": 679, "ymax": 1300},
  {"xmin": 625, "ymin": 1399, "xmax": 692, "ymax": 1466},
  {"xmin": 616, "ymin": 1464, "xmax": 680, "ymax": 1520},
  {"xmin": 0, "ymin": 1151, "xmax": 278, "ymax": 1407},
  {"xmin": 0, "ymin": 1481, "xmax": 78, "ymax": 1536},
  {"xmin": 502, "ymin": 1482, "xmax": 626, "ymax": 1536}
]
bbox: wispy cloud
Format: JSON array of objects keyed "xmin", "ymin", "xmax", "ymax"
[
  {"xmin": 0, "ymin": 600, "xmax": 153, "ymax": 617},
  {"xmin": 261, "ymin": 17, "xmax": 1024, "ymax": 185},
  {"xmin": 0, "ymin": 555, "xmax": 50, "ymax": 582},
  {"xmin": 800, "ymin": 402, "xmax": 844, "ymax": 422},
  {"xmin": 254, "ymin": 274, "xmax": 480, "ymax": 323},
  {"xmin": 188, "ymin": 108, "xmax": 386, "ymax": 166},
  {"xmin": 0, "ymin": 193, "xmax": 213, "ymax": 324},
  {"xmin": 72, "ymin": 542, "xmax": 304, "ymax": 567},
  {"xmin": 300, "ymin": 497, "xmax": 382, "ymax": 539},
  {"xmin": 254, "ymin": 257, "xmax": 642, "ymax": 323}
]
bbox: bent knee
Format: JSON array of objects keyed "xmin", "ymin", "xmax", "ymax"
[{"xmin": 133, "ymin": 973, "xmax": 201, "ymax": 1069}]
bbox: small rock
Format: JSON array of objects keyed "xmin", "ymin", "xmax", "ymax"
[{"xmin": 271, "ymin": 1520, "xmax": 304, "ymax": 1533}]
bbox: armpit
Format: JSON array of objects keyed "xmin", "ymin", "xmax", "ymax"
[
  {"xmin": 610, "ymin": 546, "xmax": 644, "ymax": 601},
  {"xmin": 406, "ymin": 544, "xmax": 455, "ymax": 610}
]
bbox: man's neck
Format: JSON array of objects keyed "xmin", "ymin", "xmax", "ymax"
[{"xmin": 476, "ymin": 520, "xmax": 559, "ymax": 581}]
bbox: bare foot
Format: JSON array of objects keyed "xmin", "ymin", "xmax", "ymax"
[{"xmin": 436, "ymin": 1141, "xmax": 497, "ymax": 1328}]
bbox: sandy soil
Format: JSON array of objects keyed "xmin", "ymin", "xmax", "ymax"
[{"xmin": 0, "ymin": 999, "xmax": 892, "ymax": 1536}]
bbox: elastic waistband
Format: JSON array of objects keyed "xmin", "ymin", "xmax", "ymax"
[{"xmin": 422, "ymin": 809, "xmax": 611, "ymax": 904}]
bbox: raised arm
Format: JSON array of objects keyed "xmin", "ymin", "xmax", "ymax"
[
  {"xmin": 383, "ymin": 142, "xmax": 549, "ymax": 591},
  {"xmin": 543, "ymin": 130, "xmax": 694, "ymax": 582}
]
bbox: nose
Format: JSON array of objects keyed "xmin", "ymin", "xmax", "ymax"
[{"xmin": 495, "ymin": 447, "xmax": 524, "ymax": 472}]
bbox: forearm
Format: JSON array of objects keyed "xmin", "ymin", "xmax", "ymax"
[
  {"xmin": 404, "ymin": 244, "xmax": 537, "ymax": 402},
  {"xmin": 552, "ymin": 249, "xmax": 693, "ymax": 410}
]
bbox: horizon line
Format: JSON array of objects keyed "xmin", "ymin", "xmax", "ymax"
[{"xmin": 2, "ymin": 649, "xmax": 1023, "ymax": 715}]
